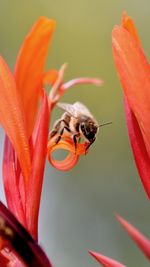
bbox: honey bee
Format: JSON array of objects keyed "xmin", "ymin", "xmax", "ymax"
[{"xmin": 50, "ymin": 102, "xmax": 111, "ymax": 152}]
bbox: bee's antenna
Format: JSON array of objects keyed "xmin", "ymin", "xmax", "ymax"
[{"xmin": 98, "ymin": 122, "xmax": 112, "ymax": 128}]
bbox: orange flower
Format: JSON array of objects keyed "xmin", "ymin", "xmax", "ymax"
[
  {"xmin": 0, "ymin": 14, "xmax": 103, "ymax": 266},
  {"xmin": 112, "ymin": 12, "xmax": 150, "ymax": 198},
  {"xmin": 0, "ymin": 15, "xmax": 102, "ymax": 250}
]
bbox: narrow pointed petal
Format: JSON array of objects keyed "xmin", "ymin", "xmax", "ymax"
[
  {"xmin": 50, "ymin": 76, "xmax": 103, "ymax": 107},
  {"xmin": 0, "ymin": 56, "xmax": 31, "ymax": 185},
  {"xmin": 89, "ymin": 251, "xmax": 126, "ymax": 267},
  {"xmin": 2, "ymin": 136, "xmax": 27, "ymax": 227},
  {"xmin": 26, "ymin": 92, "xmax": 49, "ymax": 240},
  {"xmin": 0, "ymin": 201, "xmax": 53, "ymax": 267},
  {"xmin": 112, "ymin": 26, "xmax": 150, "ymax": 158},
  {"xmin": 124, "ymin": 97, "xmax": 150, "ymax": 198},
  {"xmin": 47, "ymin": 63, "xmax": 103, "ymax": 108},
  {"xmin": 48, "ymin": 64, "xmax": 67, "ymax": 105},
  {"xmin": 62, "ymin": 77, "xmax": 103, "ymax": 91},
  {"xmin": 47, "ymin": 135, "xmax": 87, "ymax": 171},
  {"xmin": 15, "ymin": 17, "xmax": 55, "ymax": 136},
  {"xmin": 117, "ymin": 215, "xmax": 150, "ymax": 260}
]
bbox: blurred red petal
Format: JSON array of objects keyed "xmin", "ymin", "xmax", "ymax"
[
  {"xmin": 0, "ymin": 201, "xmax": 53, "ymax": 267},
  {"xmin": 47, "ymin": 135, "xmax": 87, "ymax": 171},
  {"xmin": 124, "ymin": 97, "xmax": 150, "ymax": 198},
  {"xmin": 26, "ymin": 92, "xmax": 49, "ymax": 240},
  {"xmin": 89, "ymin": 251, "xmax": 126, "ymax": 267},
  {"xmin": 0, "ymin": 249, "xmax": 27, "ymax": 267},
  {"xmin": 0, "ymin": 56, "xmax": 31, "ymax": 186},
  {"xmin": 112, "ymin": 25, "xmax": 150, "ymax": 159},
  {"xmin": 117, "ymin": 215, "xmax": 150, "ymax": 260},
  {"xmin": 0, "ymin": 251, "xmax": 9, "ymax": 267}
]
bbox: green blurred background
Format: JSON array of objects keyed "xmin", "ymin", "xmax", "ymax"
[{"xmin": 0, "ymin": 0, "xmax": 150, "ymax": 266}]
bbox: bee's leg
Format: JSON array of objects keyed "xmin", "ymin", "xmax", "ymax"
[
  {"xmin": 49, "ymin": 129, "xmax": 58, "ymax": 139},
  {"xmin": 85, "ymin": 138, "xmax": 96, "ymax": 154},
  {"xmin": 73, "ymin": 133, "xmax": 80, "ymax": 153},
  {"xmin": 49, "ymin": 119, "xmax": 69, "ymax": 140},
  {"xmin": 55, "ymin": 126, "xmax": 71, "ymax": 144}
]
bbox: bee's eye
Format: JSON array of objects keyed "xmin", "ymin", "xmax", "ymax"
[
  {"xmin": 85, "ymin": 126, "xmax": 90, "ymax": 133},
  {"xmin": 81, "ymin": 123, "xmax": 85, "ymax": 129}
]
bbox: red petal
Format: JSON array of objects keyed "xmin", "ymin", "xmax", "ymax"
[
  {"xmin": 26, "ymin": 92, "xmax": 49, "ymax": 240},
  {"xmin": 117, "ymin": 215, "xmax": 150, "ymax": 260},
  {"xmin": 14, "ymin": 17, "xmax": 55, "ymax": 136},
  {"xmin": 0, "ymin": 201, "xmax": 53, "ymax": 267},
  {"xmin": 0, "ymin": 252, "xmax": 9, "ymax": 267},
  {"xmin": 124, "ymin": 97, "xmax": 150, "ymax": 198},
  {"xmin": 0, "ymin": 56, "xmax": 31, "ymax": 185},
  {"xmin": 2, "ymin": 136, "xmax": 27, "ymax": 227},
  {"xmin": 112, "ymin": 26, "xmax": 150, "ymax": 159},
  {"xmin": 89, "ymin": 251, "xmax": 126, "ymax": 267}
]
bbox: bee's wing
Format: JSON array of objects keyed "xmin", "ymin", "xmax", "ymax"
[
  {"xmin": 73, "ymin": 102, "xmax": 94, "ymax": 118},
  {"xmin": 57, "ymin": 102, "xmax": 78, "ymax": 118},
  {"xmin": 57, "ymin": 102, "xmax": 94, "ymax": 118}
]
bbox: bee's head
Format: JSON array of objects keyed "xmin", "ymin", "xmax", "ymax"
[{"xmin": 80, "ymin": 120, "xmax": 98, "ymax": 142}]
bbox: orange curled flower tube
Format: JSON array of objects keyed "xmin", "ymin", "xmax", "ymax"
[{"xmin": 47, "ymin": 135, "xmax": 88, "ymax": 171}]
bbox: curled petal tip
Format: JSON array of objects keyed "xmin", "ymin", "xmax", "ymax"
[
  {"xmin": 116, "ymin": 215, "xmax": 150, "ymax": 260},
  {"xmin": 89, "ymin": 250, "xmax": 126, "ymax": 267},
  {"xmin": 47, "ymin": 135, "xmax": 88, "ymax": 171}
]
